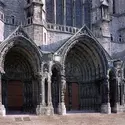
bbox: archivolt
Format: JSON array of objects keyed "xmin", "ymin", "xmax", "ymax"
[
  {"xmin": 4, "ymin": 47, "xmax": 33, "ymax": 79},
  {"xmin": 0, "ymin": 36, "xmax": 42, "ymax": 74},
  {"xmin": 61, "ymin": 35, "xmax": 108, "ymax": 82}
]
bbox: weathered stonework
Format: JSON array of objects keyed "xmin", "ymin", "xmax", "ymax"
[{"xmin": 0, "ymin": 0, "xmax": 125, "ymax": 116}]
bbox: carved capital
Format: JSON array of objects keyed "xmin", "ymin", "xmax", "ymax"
[{"xmin": 34, "ymin": 72, "xmax": 42, "ymax": 80}]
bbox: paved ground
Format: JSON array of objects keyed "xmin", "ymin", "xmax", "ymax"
[{"xmin": 1, "ymin": 113, "xmax": 125, "ymax": 125}]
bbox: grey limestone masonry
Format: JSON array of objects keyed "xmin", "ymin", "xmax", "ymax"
[
  {"xmin": 1, "ymin": 0, "xmax": 125, "ymax": 58},
  {"xmin": 1, "ymin": 0, "xmax": 125, "ymax": 116},
  {"xmin": 47, "ymin": 31, "xmax": 72, "ymax": 45}
]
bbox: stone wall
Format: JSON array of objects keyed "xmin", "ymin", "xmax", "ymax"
[
  {"xmin": 47, "ymin": 31, "xmax": 72, "ymax": 45},
  {"xmin": 41, "ymin": 31, "xmax": 72, "ymax": 51},
  {"xmin": 114, "ymin": 0, "xmax": 125, "ymax": 14},
  {"xmin": 4, "ymin": 0, "xmax": 26, "ymax": 23},
  {"xmin": 4, "ymin": 0, "xmax": 26, "ymax": 39},
  {"xmin": 2, "ymin": 0, "xmax": 125, "ymax": 61},
  {"xmin": 98, "ymin": 37, "xmax": 111, "ymax": 55},
  {"xmin": 111, "ymin": 43, "xmax": 125, "ymax": 59}
]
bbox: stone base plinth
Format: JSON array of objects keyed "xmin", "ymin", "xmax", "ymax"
[
  {"xmin": 45, "ymin": 106, "xmax": 54, "ymax": 115},
  {"xmin": 0, "ymin": 105, "xmax": 6, "ymax": 116},
  {"xmin": 111, "ymin": 103, "xmax": 119, "ymax": 113},
  {"xmin": 119, "ymin": 105, "xmax": 125, "ymax": 112},
  {"xmin": 58, "ymin": 103, "xmax": 66, "ymax": 115},
  {"xmin": 36, "ymin": 105, "xmax": 54, "ymax": 115},
  {"xmin": 101, "ymin": 103, "xmax": 111, "ymax": 114}
]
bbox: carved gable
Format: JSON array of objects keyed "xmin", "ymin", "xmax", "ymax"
[
  {"xmin": 55, "ymin": 25, "xmax": 96, "ymax": 55},
  {"xmin": 5, "ymin": 26, "xmax": 33, "ymax": 42}
]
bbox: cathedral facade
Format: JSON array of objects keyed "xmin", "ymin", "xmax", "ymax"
[{"xmin": 0, "ymin": 0, "xmax": 125, "ymax": 116}]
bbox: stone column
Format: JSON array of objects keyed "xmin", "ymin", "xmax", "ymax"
[
  {"xmin": 40, "ymin": 77, "xmax": 45, "ymax": 106},
  {"xmin": 58, "ymin": 66, "xmax": 66, "ymax": 115},
  {"xmin": 111, "ymin": 71, "xmax": 121, "ymax": 113},
  {"xmin": 110, "ymin": 60, "xmax": 122, "ymax": 113},
  {"xmin": 0, "ymin": 72, "xmax": 6, "ymax": 116},
  {"xmin": 36, "ymin": 73, "xmax": 46, "ymax": 115},
  {"xmin": 47, "ymin": 74, "xmax": 52, "ymax": 106},
  {"xmin": 121, "ymin": 68, "xmax": 124, "ymax": 105},
  {"xmin": 39, "ymin": 61, "xmax": 53, "ymax": 115},
  {"xmin": 112, "ymin": 78, "xmax": 119, "ymax": 113},
  {"xmin": 101, "ymin": 77, "xmax": 111, "ymax": 114},
  {"xmin": 45, "ymin": 72, "xmax": 54, "ymax": 115},
  {"xmin": 120, "ymin": 81, "xmax": 124, "ymax": 105}
]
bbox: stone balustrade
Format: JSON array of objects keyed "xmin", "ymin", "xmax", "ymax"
[
  {"xmin": 47, "ymin": 23, "xmax": 79, "ymax": 34},
  {"xmin": 5, "ymin": 15, "xmax": 79, "ymax": 34}
]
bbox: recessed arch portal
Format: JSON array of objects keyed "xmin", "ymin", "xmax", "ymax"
[
  {"xmin": 0, "ymin": 36, "xmax": 42, "ymax": 114},
  {"xmin": 60, "ymin": 35, "xmax": 108, "ymax": 112}
]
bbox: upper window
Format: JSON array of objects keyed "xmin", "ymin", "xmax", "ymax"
[
  {"xmin": 0, "ymin": 11, "xmax": 4, "ymax": 21},
  {"xmin": 11, "ymin": 16, "xmax": 15, "ymax": 24},
  {"xmin": 46, "ymin": 0, "xmax": 54, "ymax": 23},
  {"xmin": 56, "ymin": 0, "xmax": 63, "ymax": 25},
  {"xmin": 119, "ymin": 35, "xmax": 122, "ymax": 42},
  {"xmin": 113, "ymin": 0, "xmax": 116, "ymax": 14},
  {"xmin": 66, "ymin": 0, "xmax": 73, "ymax": 26}
]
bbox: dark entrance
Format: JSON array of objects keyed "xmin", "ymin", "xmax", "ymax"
[
  {"xmin": 2, "ymin": 45, "xmax": 39, "ymax": 114},
  {"xmin": 51, "ymin": 67, "xmax": 60, "ymax": 113},
  {"xmin": 7, "ymin": 80, "xmax": 23, "ymax": 111},
  {"xmin": 63, "ymin": 37, "xmax": 106, "ymax": 113}
]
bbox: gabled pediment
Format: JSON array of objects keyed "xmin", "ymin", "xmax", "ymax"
[
  {"xmin": 5, "ymin": 25, "xmax": 33, "ymax": 42},
  {"xmin": 75, "ymin": 25, "xmax": 95, "ymax": 38},
  {"xmin": 55, "ymin": 25, "xmax": 97, "ymax": 54},
  {"xmin": 54, "ymin": 24, "xmax": 111, "ymax": 61}
]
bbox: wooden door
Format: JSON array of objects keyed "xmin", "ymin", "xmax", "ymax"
[
  {"xmin": 65, "ymin": 82, "xmax": 79, "ymax": 110},
  {"xmin": 71, "ymin": 83, "xmax": 79, "ymax": 110},
  {"xmin": 8, "ymin": 81, "xmax": 23, "ymax": 110},
  {"xmin": 65, "ymin": 83, "xmax": 69, "ymax": 110}
]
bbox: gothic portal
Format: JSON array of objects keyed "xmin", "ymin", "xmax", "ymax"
[
  {"xmin": 0, "ymin": 36, "xmax": 42, "ymax": 114},
  {"xmin": 0, "ymin": 0, "xmax": 125, "ymax": 116}
]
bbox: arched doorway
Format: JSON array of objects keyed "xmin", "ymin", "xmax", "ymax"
[
  {"xmin": 59, "ymin": 35, "xmax": 108, "ymax": 113},
  {"xmin": 0, "ymin": 36, "xmax": 42, "ymax": 114},
  {"xmin": 3, "ymin": 46, "xmax": 34, "ymax": 113}
]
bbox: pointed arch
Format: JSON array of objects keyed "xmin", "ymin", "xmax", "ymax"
[
  {"xmin": 55, "ymin": 34, "xmax": 110, "ymax": 112},
  {"xmin": 0, "ymin": 36, "xmax": 42, "ymax": 114},
  {"xmin": 0, "ymin": 36, "xmax": 42, "ymax": 73},
  {"xmin": 59, "ymin": 34, "xmax": 109, "ymax": 79}
]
